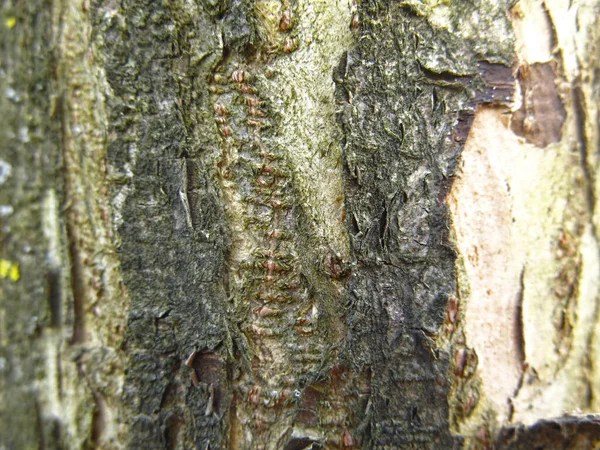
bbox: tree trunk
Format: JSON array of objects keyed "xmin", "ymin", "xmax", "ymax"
[{"xmin": 1, "ymin": 0, "xmax": 599, "ymax": 448}]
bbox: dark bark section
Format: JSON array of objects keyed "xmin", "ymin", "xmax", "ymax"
[
  {"xmin": 495, "ymin": 416, "xmax": 600, "ymax": 449},
  {"xmin": 92, "ymin": 0, "xmax": 232, "ymax": 447},
  {"xmin": 452, "ymin": 62, "xmax": 515, "ymax": 145},
  {"xmin": 337, "ymin": 1, "xmax": 513, "ymax": 448}
]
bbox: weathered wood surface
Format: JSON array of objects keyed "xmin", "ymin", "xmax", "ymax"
[{"xmin": 1, "ymin": 0, "xmax": 599, "ymax": 448}]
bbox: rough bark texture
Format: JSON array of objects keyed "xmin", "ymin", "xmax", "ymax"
[{"xmin": 0, "ymin": 0, "xmax": 599, "ymax": 449}]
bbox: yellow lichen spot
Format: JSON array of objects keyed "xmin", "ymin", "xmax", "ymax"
[
  {"xmin": 0, "ymin": 260, "xmax": 10, "ymax": 277},
  {"xmin": 9, "ymin": 263, "xmax": 19, "ymax": 282},
  {"xmin": 5, "ymin": 17, "xmax": 16, "ymax": 29},
  {"xmin": 0, "ymin": 259, "xmax": 20, "ymax": 282}
]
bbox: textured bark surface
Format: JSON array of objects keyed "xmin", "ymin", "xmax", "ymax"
[{"xmin": 0, "ymin": 0, "xmax": 599, "ymax": 449}]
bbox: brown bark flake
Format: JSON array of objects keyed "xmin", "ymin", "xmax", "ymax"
[{"xmin": 511, "ymin": 62, "xmax": 566, "ymax": 148}]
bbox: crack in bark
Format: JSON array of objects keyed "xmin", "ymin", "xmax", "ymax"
[
  {"xmin": 573, "ymin": 84, "xmax": 597, "ymax": 237},
  {"xmin": 572, "ymin": 79, "xmax": 600, "ymax": 409}
]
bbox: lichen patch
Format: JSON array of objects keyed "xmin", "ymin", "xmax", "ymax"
[{"xmin": 261, "ymin": 0, "xmax": 353, "ymax": 262}]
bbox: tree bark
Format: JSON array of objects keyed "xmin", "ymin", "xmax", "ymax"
[{"xmin": 0, "ymin": 0, "xmax": 598, "ymax": 449}]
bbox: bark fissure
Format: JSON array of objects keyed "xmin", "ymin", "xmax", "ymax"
[
  {"xmin": 573, "ymin": 85, "xmax": 597, "ymax": 237},
  {"xmin": 572, "ymin": 69, "xmax": 600, "ymax": 414}
]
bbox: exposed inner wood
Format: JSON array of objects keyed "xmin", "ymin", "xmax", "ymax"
[{"xmin": 448, "ymin": 0, "xmax": 600, "ymax": 440}]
